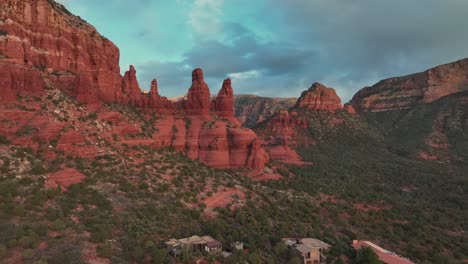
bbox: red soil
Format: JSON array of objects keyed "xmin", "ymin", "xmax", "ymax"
[
  {"xmin": 203, "ymin": 188, "xmax": 246, "ymax": 209},
  {"xmin": 45, "ymin": 168, "xmax": 86, "ymax": 190}
]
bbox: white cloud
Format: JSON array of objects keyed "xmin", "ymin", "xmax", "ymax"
[
  {"xmin": 228, "ymin": 70, "xmax": 261, "ymax": 80},
  {"xmin": 188, "ymin": 0, "xmax": 224, "ymax": 39}
]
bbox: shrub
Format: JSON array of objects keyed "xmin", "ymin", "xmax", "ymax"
[
  {"xmin": 50, "ymin": 219, "xmax": 66, "ymax": 231},
  {"xmin": 88, "ymin": 112, "xmax": 98, "ymax": 120},
  {"xmin": 97, "ymin": 243, "xmax": 113, "ymax": 258},
  {"xmin": 0, "ymin": 31, "xmax": 7, "ymax": 36},
  {"xmin": 0, "ymin": 244, "xmax": 6, "ymax": 258},
  {"xmin": 15, "ymin": 125, "xmax": 38, "ymax": 137},
  {"xmin": 22, "ymin": 249, "xmax": 35, "ymax": 260},
  {"xmin": 355, "ymin": 247, "xmax": 381, "ymax": 264},
  {"xmin": 0, "ymin": 135, "xmax": 10, "ymax": 144}
]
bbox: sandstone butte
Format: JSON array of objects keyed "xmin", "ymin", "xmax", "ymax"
[
  {"xmin": 0, "ymin": 0, "xmax": 269, "ymax": 170},
  {"xmin": 256, "ymin": 82, "xmax": 355, "ymax": 166},
  {"xmin": 295, "ymin": 82, "xmax": 343, "ymax": 112},
  {"xmin": 349, "ymin": 58, "xmax": 468, "ymax": 112}
]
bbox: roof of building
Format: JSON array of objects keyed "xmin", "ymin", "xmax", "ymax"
[
  {"xmin": 201, "ymin": 236, "xmax": 215, "ymax": 242},
  {"xmin": 352, "ymin": 240, "xmax": 415, "ymax": 264},
  {"xmin": 165, "ymin": 239, "xmax": 180, "ymax": 245},
  {"xmin": 295, "ymin": 244, "xmax": 318, "ymax": 255},
  {"xmin": 206, "ymin": 240, "xmax": 222, "ymax": 247},
  {"xmin": 178, "ymin": 235, "xmax": 205, "ymax": 245},
  {"xmin": 300, "ymin": 238, "xmax": 331, "ymax": 249}
]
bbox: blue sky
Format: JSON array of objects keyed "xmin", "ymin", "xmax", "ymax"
[{"xmin": 57, "ymin": 0, "xmax": 468, "ymax": 101}]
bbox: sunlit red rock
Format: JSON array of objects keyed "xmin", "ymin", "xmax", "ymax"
[
  {"xmin": 45, "ymin": 168, "xmax": 86, "ymax": 190},
  {"xmin": 0, "ymin": 0, "xmax": 122, "ymax": 102},
  {"xmin": 185, "ymin": 68, "xmax": 211, "ymax": 115},
  {"xmin": 0, "ymin": 0, "xmax": 269, "ymax": 171},
  {"xmin": 295, "ymin": 82, "xmax": 343, "ymax": 111},
  {"xmin": 350, "ymin": 58, "xmax": 468, "ymax": 112}
]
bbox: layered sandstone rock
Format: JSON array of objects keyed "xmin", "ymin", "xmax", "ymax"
[
  {"xmin": 0, "ymin": 64, "xmax": 44, "ymax": 101},
  {"xmin": 253, "ymin": 110, "xmax": 310, "ymax": 165},
  {"xmin": 0, "ymin": 0, "xmax": 269, "ymax": 171},
  {"xmin": 295, "ymin": 82, "xmax": 343, "ymax": 111},
  {"xmin": 350, "ymin": 58, "xmax": 468, "ymax": 112},
  {"xmin": 150, "ymin": 116, "xmax": 268, "ymax": 169},
  {"xmin": 185, "ymin": 68, "xmax": 211, "ymax": 115},
  {"xmin": 45, "ymin": 168, "xmax": 86, "ymax": 190},
  {"xmin": 121, "ymin": 65, "xmax": 142, "ymax": 104},
  {"xmin": 215, "ymin": 78, "xmax": 235, "ymax": 117},
  {"xmin": 0, "ymin": 0, "xmax": 122, "ymax": 102}
]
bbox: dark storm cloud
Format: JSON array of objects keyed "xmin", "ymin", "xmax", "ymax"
[{"xmin": 138, "ymin": 0, "xmax": 468, "ymax": 100}]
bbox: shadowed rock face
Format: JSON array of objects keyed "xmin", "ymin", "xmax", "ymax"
[
  {"xmin": 234, "ymin": 95, "xmax": 297, "ymax": 128},
  {"xmin": 0, "ymin": 0, "xmax": 269, "ymax": 171},
  {"xmin": 295, "ymin": 82, "xmax": 343, "ymax": 111},
  {"xmin": 350, "ymin": 58, "xmax": 468, "ymax": 112},
  {"xmin": 215, "ymin": 78, "xmax": 235, "ymax": 118}
]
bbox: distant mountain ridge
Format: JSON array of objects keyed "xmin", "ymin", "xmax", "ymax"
[{"xmin": 234, "ymin": 94, "xmax": 297, "ymax": 127}]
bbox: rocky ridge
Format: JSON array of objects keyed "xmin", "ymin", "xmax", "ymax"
[
  {"xmin": 350, "ymin": 58, "xmax": 468, "ymax": 112},
  {"xmin": 0, "ymin": 0, "xmax": 268, "ymax": 171},
  {"xmin": 234, "ymin": 95, "xmax": 296, "ymax": 127}
]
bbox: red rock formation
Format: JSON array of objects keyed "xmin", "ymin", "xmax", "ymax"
[
  {"xmin": 146, "ymin": 79, "xmax": 175, "ymax": 112},
  {"xmin": 350, "ymin": 58, "xmax": 468, "ymax": 112},
  {"xmin": 151, "ymin": 116, "xmax": 268, "ymax": 169},
  {"xmin": 252, "ymin": 109, "xmax": 312, "ymax": 165},
  {"xmin": 0, "ymin": 0, "xmax": 122, "ymax": 102},
  {"xmin": 0, "ymin": 64, "xmax": 44, "ymax": 101},
  {"xmin": 121, "ymin": 65, "xmax": 142, "ymax": 104},
  {"xmin": 149, "ymin": 79, "xmax": 159, "ymax": 101},
  {"xmin": 296, "ymin": 83, "xmax": 341, "ymax": 111},
  {"xmin": 71, "ymin": 74, "xmax": 100, "ymax": 105},
  {"xmin": 215, "ymin": 78, "xmax": 235, "ymax": 117},
  {"xmin": 185, "ymin": 68, "xmax": 211, "ymax": 115},
  {"xmin": 344, "ymin": 103, "xmax": 357, "ymax": 114},
  {"xmin": 0, "ymin": 0, "xmax": 270, "ymax": 171},
  {"xmin": 45, "ymin": 168, "xmax": 86, "ymax": 190},
  {"xmin": 227, "ymin": 128, "xmax": 269, "ymax": 169},
  {"xmin": 295, "ymin": 82, "xmax": 343, "ymax": 111}
]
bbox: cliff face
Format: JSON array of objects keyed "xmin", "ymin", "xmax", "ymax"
[
  {"xmin": 350, "ymin": 58, "xmax": 468, "ymax": 112},
  {"xmin": 0, "ymin": 0, "xmax": 268, "ymax": 170},
  {"xmin": 347, "ymin": 58, "xmax": 468, "ymax": 161},
  {"xmin": 0, "ymin": 0, "xmax": 122, "ymax": 102}
]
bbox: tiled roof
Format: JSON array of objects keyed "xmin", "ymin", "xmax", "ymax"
[{"xmin": 352, "ymin": 240, "xmax": 415, "ymax": 264}]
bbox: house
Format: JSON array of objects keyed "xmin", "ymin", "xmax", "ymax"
[
  {"xmin": 352, "ymin": 240, "xmax": 415, "ymax": 264},
  {"xmin": 283, "ymin": 238, "xmax": 331, "ymax": 264},
  {"xmin": 165, "ymin": 235, "xmax": 222, "ymax": 256},
  {"xmin": 300, "ymin": 238, "xmax": 332, "ymax": 251},
  {"xmin": 165, "ymin": 239, "xmax": 182, "ymax": 256},
  {"xmin": 205, "ymin": 240, "xmax": 222, "ymax": 253},
  {"xmin": 231, "ymin": 241, "xmax": 244, "ymax": 251},
  {"xmin": 178, "ymin": 236, "xmax": 207, "ymax": 252},
  {"xmin": 295, "ymin": 243, "xmax": 322, "ymax": 264}
]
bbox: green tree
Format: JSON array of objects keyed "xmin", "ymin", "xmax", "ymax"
[{"xmin": 355, "ymin": 247, "xmax": 382, "ymax": 264}]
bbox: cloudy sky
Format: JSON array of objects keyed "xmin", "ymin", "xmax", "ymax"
[{"xmin": 57, "ymin": 0, "xmax": 468, "ymax": 101}]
